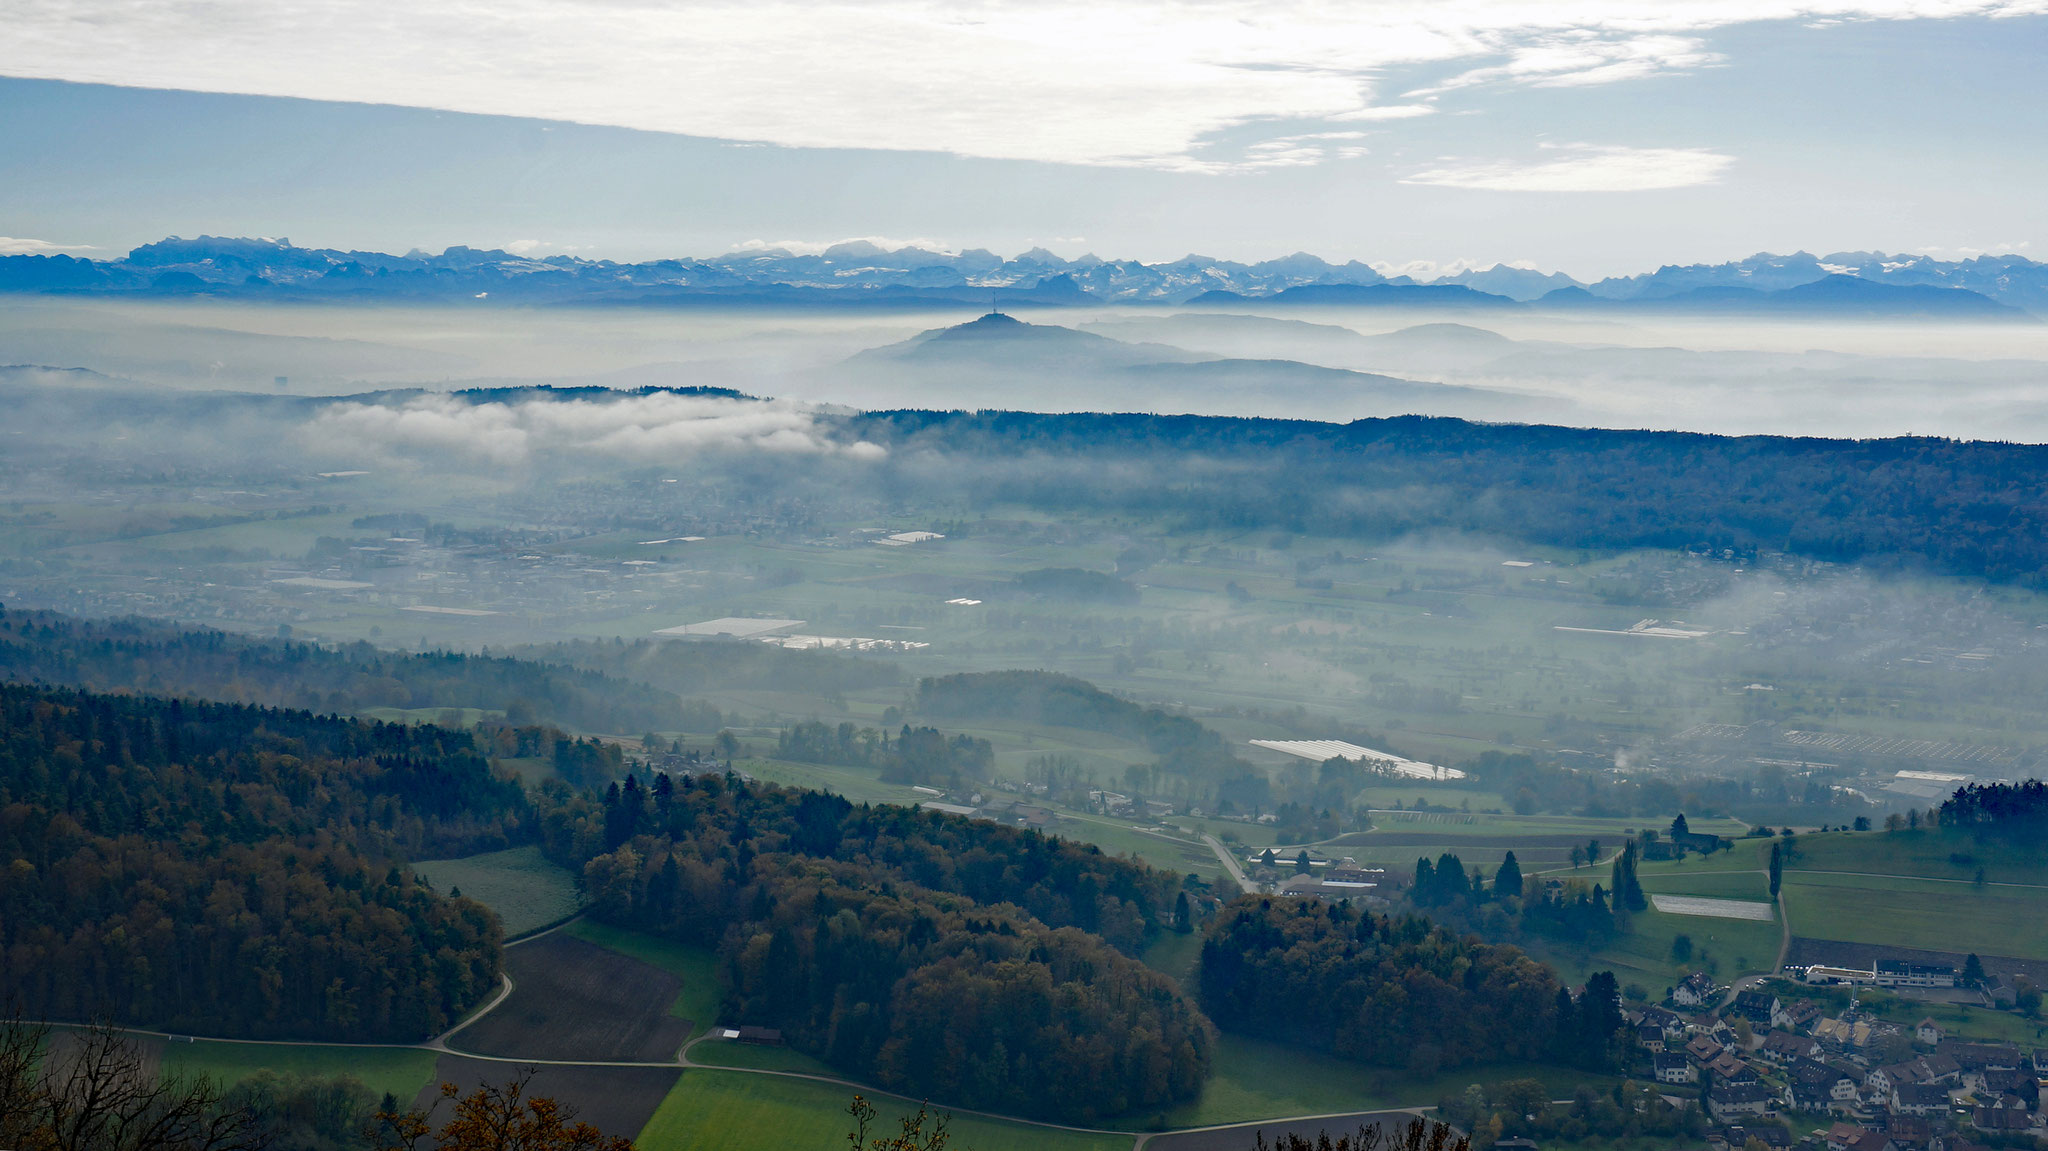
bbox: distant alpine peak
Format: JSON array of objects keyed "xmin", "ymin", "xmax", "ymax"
[{"xmin": 0, "ymin": 235, "xmax": 2042, "ymax": 314}]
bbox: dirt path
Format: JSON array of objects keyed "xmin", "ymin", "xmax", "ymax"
[{"xmin": 83, "ymin": 905, "xmax": 1471, "ymax": 1151}]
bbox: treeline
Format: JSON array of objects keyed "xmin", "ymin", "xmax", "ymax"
[
  {"xmin": 774, "ymin": 720, "xmax": 994, "ymax": 788},
  {"xmin": 1465, "ymin": 751, "xmax": 1870, "ymax": 823},
  {"xmin": 0, "ymin": 682, "xmax": 512, "ymax": 1041},
  {"xmin": 1941, "ymin": 780, "xmax": 2048, "ymax": 840},
  {"xmin": 1435, "ymin": 1080, "xmax": 1707, "ymax": 1149},
  {"xmin": 546, "ymin": 773, "xmax": 1207, "ymax": 1120},
  {"xmin": 853, "ymin": 410, "xmax": 2048, "ymax": 586},
  {"xmin": 916, "ymin": 670, "xmax": 1245, "ymax": 778},
  {"xmin": 0, "ymin": 609, "xmax": 698, "ymax": 735},
  {"xmin": 1197, "ymin": 897, "xmax": 1627, "ymax": 1076},
  {"xmin": 1410, "ymin": 841, "xmax": 1651, "ymax": 950},
  {"xmin": 515, "ymin": 637, "xmax": 900, "ymax": 705}
]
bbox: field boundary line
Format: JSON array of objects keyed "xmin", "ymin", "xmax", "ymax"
[
  {"xmin": 1789, "ymin": 868, "xmax": 2048, "ymax": 891},
  {"xmin": 38, "ymin": 1021, "xmax": 427, "ymax": 1052},
  {"xmin": 1128, "ymin": 1106, "xmax": 1435, "ymax": 1150},
  {"xmin": 73, "ymin": 1017, "xmax": 1473, "ymax": 1150},
  {"xmin": 504, "ymin": 907, "xmax": 591, "ymax": 945}
]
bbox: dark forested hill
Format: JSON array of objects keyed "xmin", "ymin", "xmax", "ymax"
[
  {"xmin": 550, "ymin": 774, "xmax": 1207, "ymax": 1121},
  {"xmin": 916, "ymin": 669, "xmax": 1245, "ymax": 778},
  {"xmin": 0, "ymin": 609, "xmax": 706, "ymax": 733},
  {"xmin": 855, "ymin": 411, "xmax": 2048, "ymax": 584},
  {"xmin": 1199, "ymin": 897, "xmax": 1625, "ymax": 1076},
  {"xmin": 0, "ymin": 683, "xmax": 519, "ymax": 1040}
]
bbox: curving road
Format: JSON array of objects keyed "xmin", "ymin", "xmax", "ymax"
[{"xmin": 96, "ymin": 914, "xmax": 1457, "ymax": 1150}]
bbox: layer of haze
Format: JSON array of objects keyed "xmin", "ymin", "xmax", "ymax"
[{"xmin": 5, "ymin": 298, "xmax": 2047, "ymax": 442}]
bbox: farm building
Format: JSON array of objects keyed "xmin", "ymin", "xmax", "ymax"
[
  {"xmin": 1707, "ymin": 1081, "xmax": 1778, "ymax": 1121},
  {"xmin": 1673, "ymin": 971, "xmax": 1718, "ymax": 1007},
  {"xmin": 1733, "ymin": 990, "xmax": 1779, "ymax": 1026},
  {"xmin": 1823, "ymin": 1122, "xmax": 1869, "ymax": 1151},
  {"xmin": 1804, "ymin": 965, "xmax": 1879, "ymax": 986},
  {"xmin": 1758, "ymin": 1030, "xmax": 1819, "ymax": 1066},
  {"xmin": 1789, "ymin": 1058, "xmax": 1863, "ymax": 1114},
  {"xmin": 1874, "ymin": 960, "xmax": 1956, "ymax": 988},
  {"xmin": 1866, "ymin": 1053, "xmax": 1960, "ymax": 1095},
  {"xmin": 1774, "ymin": 999, "xmax": 1823, "ymax": 1032},
  {"xmin": 1654, "ymin": 1051, "xmax": 1696, "ymax": 1084},
  {"xmin": 1246, "ymin": 739, "xmax": 1466, "ymax": 780},
  {"xmin": 1890, "ymin": 1082, "xmax": 1952, "ymax": 1116}
]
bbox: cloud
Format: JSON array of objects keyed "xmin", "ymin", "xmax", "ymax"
[
  {"xmin": 1235, "ymin": 132, "xmax": 1372, "ymax": 170},
  {"xmin": 304, "ymin": 392, "xmax": 882, "ymax": 466},
  {"xmin": 0, "ymin": 236, "xmax": 94, "ymax": 255},
  {"xmin": 501, "ymin": 239, "xmax": 589, "ymax": 256},
  {"xmin": 1, "ymin": 1, "xmax": 2042, "ymax": 170},
  {"xmin": 1403, "ymin": 145, "xmax": 1736, "ymax": 191},
  {"xmin": 727, "ymin": 236, "xmax": 958, "ymax": 257}
]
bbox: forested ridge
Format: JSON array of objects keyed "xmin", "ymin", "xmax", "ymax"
[
  {"xmin": 553, "ymin": 774, "xmax": 1209, "ymax": 1120},
  {"xmin": 856, "ymin": 411, "xmax": 2048, "ymax": 584},
  {"xmin": 1198, "ymin": 897, "xmax": 1627, "ymax": 1076},
  {"xmin": 0, "ymin": 609, "xmax": 690, "ymax": 735},
  {"xmin": 915, "ymin": 670, "xmax": 1246, "ymax": 778},
  {"xmin": 0, "ymin": 682, "xmax": 514, "ymax": 1041},
  {"xmin": 775, "ymin": 720, "xmax": 995, "ymax": 788},
  {"xmin": 1940, "ymin": 779, "xmax": 2048, "ymax": 839}
]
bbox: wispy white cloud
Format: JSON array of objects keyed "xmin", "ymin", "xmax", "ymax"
[
  {"xmin": 1235, "ymin": 132, "xmax": 1372, "ymax": 170},
  {"xmin": 1403, "ymin": 144, "xmax": 1736, "ymax": 191},
  {"xmin": 501, "ymin": 239, "xmax": 589, "ymax": 256},
  {"xmin": 306, "ymin": 392, "xmax": 883, "ymax": 467},
  {"xmin": 0, "ymin": 236, "xmax": 95, "ymax": 255},
  {"xmin": 1, "ymin": 1, "xmax": 2042, "ymax": 170},
  {"xmin": 726, "ymin": 236, "xmax": 959, "ymax": 257}
]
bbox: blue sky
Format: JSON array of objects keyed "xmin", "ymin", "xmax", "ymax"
[{"xmin": 1, "ymin": 1, "xmax": 2044, "ymax": 277}]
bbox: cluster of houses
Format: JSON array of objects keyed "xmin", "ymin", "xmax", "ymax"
[
  {"xmin": 1630, "ymin": 977, "xmax": 2044, "ymax": 1151},
  {"xmin": 1238, "ymin": 847, "xmax": 1391, "ymax": 899}
]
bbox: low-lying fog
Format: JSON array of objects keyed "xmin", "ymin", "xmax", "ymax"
[{"xmin": 4, "ymin": 297, "xmax": 2047, "ymax": 440}]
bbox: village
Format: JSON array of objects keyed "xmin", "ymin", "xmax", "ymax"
[{"xmin": 1629, "ymin": 965, "xmax": 2045, "ymax": 1151}]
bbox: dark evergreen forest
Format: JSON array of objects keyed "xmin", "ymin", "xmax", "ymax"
[
  {"xmin": 0, "ymin": 609, "xmax": 688, "ymax": 734},
  {"xmin": 856, "ymin": 411, "xmax": 2048, "ymax": 584},
  {"xmin": 550, "ymin": 775, "xmax": 1207, "ymax": 1121},
  {"xmin": 1197, "ymin": 897, "xmax": 1627, "ymax": 1076},
  {"xmin": 0, "ymin": 683, "xmax": 516, "ymax": 1040}
]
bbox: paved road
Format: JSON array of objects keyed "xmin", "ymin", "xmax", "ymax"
[{"xmin": 1203, "ymin": 833, "xmax": 1259, "ymax": 894}]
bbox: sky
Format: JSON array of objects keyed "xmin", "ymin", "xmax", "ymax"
[{"xmin": 2, "ymin": 0, "xmax": 2046, "ymax": 277}]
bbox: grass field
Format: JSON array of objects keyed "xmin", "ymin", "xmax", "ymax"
[
  {"xmin": 157, "ymin": 1041, "xmax": 438, "ymax": 1102},
  {"xmin": 412, "ymin": 844, "xmax": 583, "ymax": 937},
  {"xmin": 1750, "ymin": 828, "xmax": 2048, "ymax": 959},
  {"xmin": 566, "ymin": 920, "xmax": 724, "ymax": 1038},
  {"xmin": 1549, "ymin": 906, "xmax": 1783, "ymax": 991},
  {"xmin": 1141, "ymin": 930, "xmax": 1206, "ymax": 988},
  {"xmin": 635, "ymin": 1069, "xmax": 1136, "ymax": 1151},
  {"xmin": 1636, "ymin": 868, "xmax": 1773, "ymax": 901},
  {"xmin": 687, "ymin": 1040, "xmax": 838, "ymax": 1075},
  {"xmin": 1780, "ymin": 871, "xmax": 2048, "ymax": 958},
  {"xmin": 1147, "ymin": 1034, "xmax": 1615, "ymax": 1132},
  {"xmin": 1789, "ymin": 827, "xmax": 2048, "ymax": 887}
]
